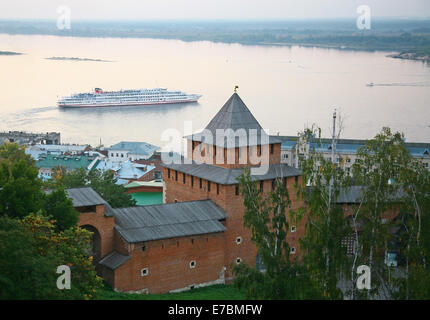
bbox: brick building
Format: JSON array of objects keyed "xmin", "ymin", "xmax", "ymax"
[
  {"xmin": 162, "ymin": 92, "xmax": 304, "ymax": 282},
  {"xmin": 68, "ymin": 92, "xmax": 304, "ymax": 294}
]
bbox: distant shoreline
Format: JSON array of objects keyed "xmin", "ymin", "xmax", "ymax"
[
  {"xmin": 0, "ymin": 50, "xmax": 22, "ymax": 55},
  {"xmin": 387, "ymin": 52, "xmax": 430, "ymax": 63},
  {"xmin": 1, "ymin": 19, "xmax": 430, "ymax": 60},
  {"xmin": 45, "ymin": 57, "xmax": 113, "ymax": 62}
]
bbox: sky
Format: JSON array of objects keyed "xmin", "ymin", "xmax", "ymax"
[{"xmin": 0, "ymin": 0, "xmax": 430, "ymax": 20}]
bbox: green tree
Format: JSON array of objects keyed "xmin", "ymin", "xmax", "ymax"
[
  {"xmin": 351, "ymin": 127, "xmax": 412, "ymax": 299},
  {"xmin": 0, "ymin": 213, "xmax": 102, "ymax": 299},
  {"xmin": 393, "ymin": 154, "xmax": 430, "ymax": 299},
  {"xmin": 44, "ymin": 187, "xmax": 79, "ymax": 231},
  {"xmin": 0, "ymin": 159, "xmax": 45, "ymax": 219},
  {"xmin": 233, "ymin": 168, "xmax": 320, "ymax": 299},
  {"xmin": 297, "ymin": 128, "xmax": 349, "ymax": 299},
  {"xmin": 53, "ymin": 168, "xmax": 136, "ymax": 208},
  {"xmin": 88, "ymin": 170, "xmax": 136, "ymax": 208},
  {"xmin": 0, "ymin": 142, "xmax": 33, "ymax": 165}
]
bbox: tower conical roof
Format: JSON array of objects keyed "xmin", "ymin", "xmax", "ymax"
[
  {"xmin": 204, "ymin": 93, "xmax": 264, "ymax": 134},
  {"xmin": 187, "ymin": 92, "xmax": 280, "ymax": 147}
]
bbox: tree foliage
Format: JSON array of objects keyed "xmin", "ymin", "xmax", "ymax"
[
  {"xmin": 0, "ymin": 213, "xmax": 102, "ymax": 299},
  {"xmin": 44, "ymin": 187, "xmax": 79, "ymax": 231},
  {"xmin": 0, "ymin": 143, "xmax": 45, "ymax": 218},
  {"xmin": 233, "ymin": 168, "xmax": 321, "ymax": 299},
  {"xmin": 49, "ymin": 168, "xmax": 136, "ymax": 208},
  {"xmin": 297, "ymin": 128, "xmax": 349, "ymax": 299}
]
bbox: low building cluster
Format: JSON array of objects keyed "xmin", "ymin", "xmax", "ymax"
[{"xmin": 280, "ymin": 135, "xmax": 430, "ymax": 172}]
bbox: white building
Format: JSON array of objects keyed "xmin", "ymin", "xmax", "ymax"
[
  {"xmin": 108, "ymin": 141, "xmax": 159, "ymax": 162},
  {"xmin": 278, "ymin": 135, "xmax": 430, "ymax": 172}
]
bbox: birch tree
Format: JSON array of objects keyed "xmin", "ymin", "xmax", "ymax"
[
  {"xmin": 297, "ymin": 127, "xmax": 349, "ymax": 299},
  {"xmin": 233, "ymin": 168, "xmax": 321, "ymax": 299}
]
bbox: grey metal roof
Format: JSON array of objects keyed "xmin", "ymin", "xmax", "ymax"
[
  {"xmin": 206, "ymin": 93, "xmax": 263, "ymax": 133},
  {"xmin": 335, "ymin": 186, "xmax": 406, "ymax": 204},
  {"xmin": 113, "ymin": 200, "xmax": 227, "ymax": 243},
  {"xmin": 99, "ymin": 251, "xmax": 131, "ymax": 270},
  {"xmin": 65, "ymin": 187, "xmax": 115, "ymax": 216},
  {"xmin": 335, "ymin": 186, "xmax": 364, "ymax": 204},
  {"xmin": 109, "ymin": 141, "xmax": 159, "ymax": 156},
  {"xmin": 185, "ymin": 93, "xmax": 282, "ymax": 147},
  {"xmin": 163, "ymin": 161, "xmax": 301, "ymax": 185}
]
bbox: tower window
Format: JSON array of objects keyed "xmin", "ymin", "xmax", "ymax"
[
  {"xmin": 270, "ymin": 144, "xmax": 274, "ymax": 154},
  {"xmin": 208, "ymin": 181, "xmax": 211, "ymax": 192},
  {"xmin": 290, "ymin": 247, "xmax": 296, "ymax": 254},
  {"xmin": 189, "ymin": 260, "xmax": 196, "ymax": 269},
  {"xmin": 236, "ymin": 257, "xmax": 242, "ymax": 264},
  {"xmin": 191, "ymin": 176, "xmax": 194, "ymax": 187},
  {"xmin": 183, "ymin": 173, "xmax": 186, "ymax": 184},
  {"xmin": 175, "ymin": 171, "xmax": 178, "ymax": 181},
  {"xmin": 168, "ymin": 169, "xmax": 170, "ymax": 179},
  {"xmin": 291, "ymin": 226, "xmax": 296, "ymax": 233},
  {"xmin": 141, "ymin": 268, "xmax": 149, "ymax": 276},
  {"xmin": 216, "ymin": 183, "xmax": 219, "ymax": 195},
  {"xmin": 199, "ymin": 178, "xmax": 202, "ymax": 189},
  {"xmin": 260, "ymin": 181, "xmax": 264, "ymax": 192},
  {"xmin": 235, "ymin": 185, "xmax": 239, "ymax": 195},
  {"xmin": 236, "ymin": 237, "xmax": 243, "ymax": 245}
]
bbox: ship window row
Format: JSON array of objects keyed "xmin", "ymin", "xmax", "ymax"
[{"xmin": 68, "ymin": 94, "xmax": 188, "ymax": 100}]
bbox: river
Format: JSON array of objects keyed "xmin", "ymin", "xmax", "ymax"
[{"xmin": 1, "ymin": 34, "xmax": 429, "ymax": 148}]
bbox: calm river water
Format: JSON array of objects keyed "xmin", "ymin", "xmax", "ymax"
[{"xmin": 1, "ymin": 34, "xmax": 430, "ymax": 147}]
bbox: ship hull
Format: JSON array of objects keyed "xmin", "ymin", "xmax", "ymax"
[{"xmin": 58, "ymin": 99, "xmax": 200, "ymax": 108}]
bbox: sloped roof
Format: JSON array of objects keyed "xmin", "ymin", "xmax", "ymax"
[
  {"xmin": 335, "ymin": 186, "xmax": 407, "ymax": 204},
  {"xmin": 99, "ymin": 251, "xmax": 130, "ymax": 270},
  {"xmin": 186, "ymin": 93, "xmax": 281, "ymax": 147},
  {"xmin": 65, "ymin": 187, "xmax": 114, "ymax": 216},
  {"xmin": 109, "ymin": 141, "xmax": 159, "ymax": 156},
  {"xmin": 113, "ymin": 200, "xmax": 227, "ymax": 243},
  {"xmin": 163, "ymin": 161, "xmax": 301, "ymax": 185},
  {"xmin": 95, "ymin": 160, "xmax": 155, "ymax": 180},
  {"xmin": 205, "ymin": 93, "xmax": 263, "ymax": 133},
  {"xmin": 35, "ymin": 154, "xmax": 95, "ymax": 170}
]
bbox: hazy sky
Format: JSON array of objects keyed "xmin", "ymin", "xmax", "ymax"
[{"xmin": 1, "ymin": 0, "xmax": 430, "ymax": 20}]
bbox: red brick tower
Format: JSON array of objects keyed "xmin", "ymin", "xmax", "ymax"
[{"xmin": 163, "ymin": 92, "xmax": 303, "ymax": 282}]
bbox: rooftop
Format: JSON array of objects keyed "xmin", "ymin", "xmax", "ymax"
[
  {"xmin": 113, "ymin": 200, "xmax": 227, "ymax": 243},
  {"xmin": 65, "ymin": 187, "xmax": 114, "ymax": 216},
  {"xmin": 187, "ymin": 93, "xmax": 281, "ymax": 147},
  {"xmin": 109, "ymin": 141, "xmax": 159, "ymax": 156},
  {"xmin": 125, "ymin": 180, "xmax": 164, "ymax": 188},
  {"xmin": 335, "ymin": 186, "xmax": 406, "ymax": 204},
  {"xmin": 163, "ymin": 161, "xmax": 301, "ymax": 184},
  {"xmin": 35, "ymin": 154, "xmax": 95, "ymax": 170},
  {"xmin": 99, "ymin": 251, "xmax": 130, "ymax": 270},
  {"xmin": 95, "ymin": 160, "xmax": 155, "ymax": 180}
]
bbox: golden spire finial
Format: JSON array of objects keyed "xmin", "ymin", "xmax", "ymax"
[{"xmin": 234, "ymin": 85, "xmax": 239, "ymax": 93}]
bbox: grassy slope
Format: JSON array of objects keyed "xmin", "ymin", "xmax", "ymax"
[{"xmin": 96, "ymin": 283, "xmax": 245, "ymax": 300}]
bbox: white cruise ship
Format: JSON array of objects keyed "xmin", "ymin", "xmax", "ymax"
[{"xmin": 58, "ymin": 88, "xmax": 202, "ymax": 108}]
